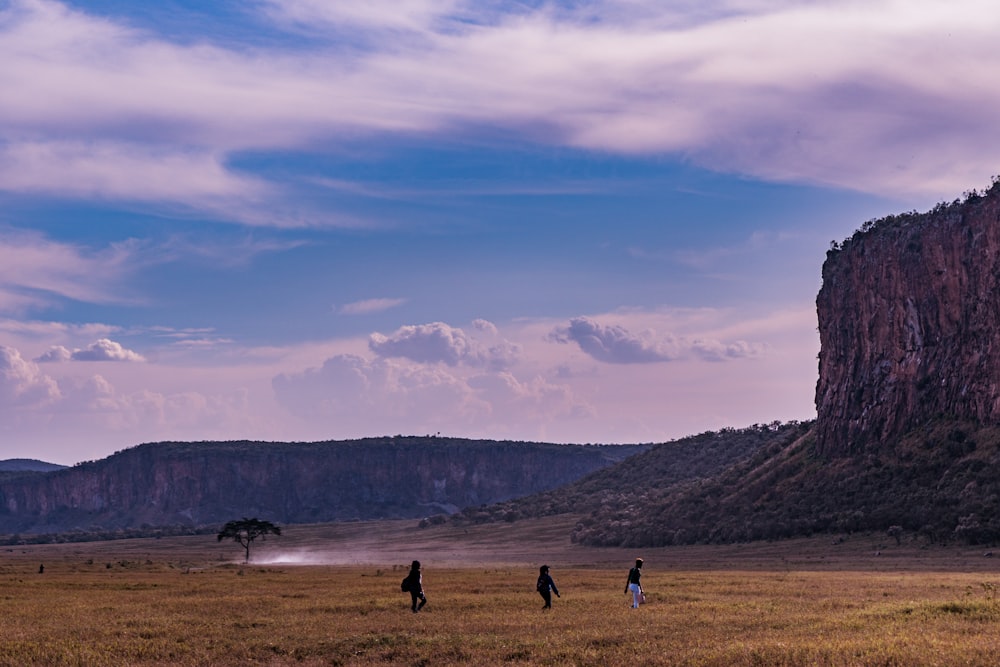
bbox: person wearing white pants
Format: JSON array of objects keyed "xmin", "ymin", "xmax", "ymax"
[{"xmin": 624, "ymin": 558, "xmax": 643, "ymax": 608}]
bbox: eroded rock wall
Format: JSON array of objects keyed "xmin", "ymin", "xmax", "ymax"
[
  {"xmin": 815, "ymin": 184, "xmax": 1000, "ymax": 455},
  {"xmin": 0, "ymin": 437, "xmax": 643, "ymax": 534}
]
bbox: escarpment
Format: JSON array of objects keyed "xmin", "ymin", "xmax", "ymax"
[
  {"xmin": 816, "ymin": 182, "xmax": 1000, "ymax": 455},
  {"xmin": 0, "ymin": 437, "xmax": 644, "ymax": 535}
]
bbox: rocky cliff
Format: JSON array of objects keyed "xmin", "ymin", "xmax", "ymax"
[
  {"xmin": 816, "ymin": 181, "xmax": 1000, "ymax": 455},
  {"xmin": 0, "ymin": 437, "xmax": 643, "ymax": 535}
]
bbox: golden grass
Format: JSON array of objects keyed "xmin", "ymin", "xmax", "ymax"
[{"xmin": 2, "ymin": 517, "xmax": 1000, "ymax": 665}]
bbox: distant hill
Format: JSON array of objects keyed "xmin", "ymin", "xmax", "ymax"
[
  {"xmin": 0, "ymin": 459, "xmax": 66, "ymax": 473},
  {"xmin": 0, "ymin": 437, "xmax": 645, "ymax": 537}
]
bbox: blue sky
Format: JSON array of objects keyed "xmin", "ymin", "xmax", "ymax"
[{"xmin": 1, "ymin": 0, "xmax": 997, "ymax": 464}]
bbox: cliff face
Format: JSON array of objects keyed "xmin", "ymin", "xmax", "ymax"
[
  {"xmin": 0, "ymin": 437, "xmax": 643, "ymax": 534},
  {"xmin": 816, "ymin": 183, "xmax": 1000, "ymax": 455}
]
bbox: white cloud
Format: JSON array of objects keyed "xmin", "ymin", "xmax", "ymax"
[
  {"xmin": 467, "ymin": 371, "xmax": 592, "ymax": 423},
  {"xmin": 550, "ymin": 316, "xmax": 764, "ymax": 364},
  {"xmin": 0, "ymin": 342, "xmax": 262, "ymax": 462},
  {"xmin": 0, "ymin": 141, "xmax": 259, "ymax": 199},
  {"xmin": 691, "ymin": 338, "xmax": 767, "ymax": 362},
  {"xmin": 471, "ymin": 318, "xmax": 498, "ymax": 335},
  {"xmin": 259, "ymin": 0, "xmax": 463, "ymax": 34},
  {"xmin": 57, "ymin": 376, "xmax": 250, "ymax": 434},
  {"xmin": 271, "ymin": 349, "xmax": 589, "ymax": 440},
  {"xmin": 550, "ymin": 317, "xmax": 681, "ymax": 364},
  {"xmin": 34, "ymin": 345, "xmax": 72, "ymax": 363},
  {"xmin": 368, "ymin": 321, "xmax": 520, "ymax": 370},
  {"xmin": 269, "ymin": 305, "xmax": 808, "ymax": 445},
  {"xmin": 36, "ymin": 338, "xmax": 145, "ymax": 363},
  {"xmin": 272, "ymin": 353, "xmax": 490, "ymax": 429},
  {"xmin": 0, "ymin": 345, "xmax": 60, "ymax": 409},
  {"xmin": 338, "ymin": 297, "xmax": 407, "ymax": 315}
]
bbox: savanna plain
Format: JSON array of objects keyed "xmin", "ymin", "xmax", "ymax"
[{"xmin": 3, "ymin": 516, "xmax": 1000, "ymax": 666}]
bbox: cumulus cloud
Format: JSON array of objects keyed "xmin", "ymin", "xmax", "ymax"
[
  {"xmin": 57, "ymin": 375, "xmax": 251, "ymax": 435},
  {"xmin": 550, "ymin": 317, "xmax": 680, "ymax": 364},
  {"xmin": 35, "ymin": 339, "xmax": 145, "ymax": 363},
  {"xmin": 0, "ymin": 342, "xmax": 258, "ymax": 458},
  {"xmin": 368, "ymin": 321, "xmax": 520, "ymax": 370},
  {"xmin": 272, "ymin": 354, "xmax": 489, "ymax": 428},
  {"xmin": 550, "ymin": 316, "xmax": 764, "ymax": 364},
  {"xmin": 338, "ymin": 297, "xmax": 407, "ymax": 315},
  {"xmin": 467, "ymin": 371, "xmax": 593, "ymax": 422},
  {"xmin": 272, "ymin": 350, "xmax": 588, "ymax": 438},
  {"xmin": 691, "ymin": 338, "xmax": 767, "ymax": 362},
  {"xmin": 471, "ymin": 318, "xmax": 498, "ymax": 335},
  {"xmin": 34, "ymin": 346, "xmax": 72, "ymax": 363},
  {"xmin": 0, "ymin": 345, "xmax": 60, "ymax": 409}
]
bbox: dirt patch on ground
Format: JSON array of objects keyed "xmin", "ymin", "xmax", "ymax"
[{"xmin": 6, "ymin": 515, "xmax": 1000, "ymax": 572}]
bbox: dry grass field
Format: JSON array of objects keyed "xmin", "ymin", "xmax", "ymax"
[{"xmin": 3, "ymin": 516, "xmax": 1000, "ymax": 665}]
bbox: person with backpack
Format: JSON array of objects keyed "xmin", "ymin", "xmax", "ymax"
[
  {"xmin": 624, "ymin": 558, "xmax": 643, "ymax": 608},
  {"xmin": 536, "ymin": 564, "xmax": 560, "ymax": 609},
  {"xmin": 401, "ymin": 560, "xmax": 427, "ymax": 613}
]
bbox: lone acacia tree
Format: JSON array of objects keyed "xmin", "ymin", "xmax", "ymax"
[{"xmin": 217, "ymin": 518, "xmax": 281, "ymax": 563}]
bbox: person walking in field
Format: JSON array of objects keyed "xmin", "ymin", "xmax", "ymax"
[
  {"xmin": 625, "ymin": 558, "xmax": 643, "ymax": 608},
  {"xmin": 536, "ymin": 564, "xmax": 560, "ymax": 609},
  {"xmin": 402, "ymin": 560, "xmax": 428, "ymax": 613}
]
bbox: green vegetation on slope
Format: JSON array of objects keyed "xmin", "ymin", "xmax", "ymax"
[
  {"xmin": 451, "ymin": 421, "xmax": 809, "ymax": 542},
  {"xmin": 455, "ymin": 419, "xmax": 1000, "ymax": 547}
]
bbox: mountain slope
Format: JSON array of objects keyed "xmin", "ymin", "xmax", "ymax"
[
  {"xmin": 572, "ymin": 419, "xmax": 1000, "ymax": 546},
  {"xmin": 458, "ymin": 419, "xmax": 1000, "ymax": 547},
  {"xmin": 451, "ymin": 422, "xmax": 808, "ymax": 537}
]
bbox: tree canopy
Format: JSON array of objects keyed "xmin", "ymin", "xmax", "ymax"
[{"xmin": 217, "ymin": 517, "xmax": 281, "ymax": 563}]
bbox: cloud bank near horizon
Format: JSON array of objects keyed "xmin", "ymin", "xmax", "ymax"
[{"xmin": 0, "ymin": 305, "xmax": 816, "ymax": 463}]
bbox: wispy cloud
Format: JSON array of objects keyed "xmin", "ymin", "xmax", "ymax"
[
  {"xmin": 258, "ymin": 0, "xmax": 465, "ymax": 35},
  {"xmin": 0, "ymin": 0, "xmax": 995, "ymax": 223},
  {"xmin": 0, "ymin": 142, "xmax": 261, "ymax": 200},
  {"xmin": 0, "ymin": 318, "xmax": 119, "ymax": 339},
  {"xmin": 337, "ymin": 297, "xmax": 406, "ymax": 315},
  {"xmin": 0, "ymin": 230, "xmax": 138, "ymax": 313},
  {"xmin": 630, "ymin": 230, "xmax": 799, "ymax": 270}
]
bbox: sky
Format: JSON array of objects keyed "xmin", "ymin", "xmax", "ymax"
[{"xmin": 1, "ymin": 0, "xmax": 998, "ymax": 465}]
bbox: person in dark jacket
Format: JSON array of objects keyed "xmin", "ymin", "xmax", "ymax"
[
  {"xmin": 405, "ymin": 560, "xmax": 427, "ymax": 613},
  {"xmin": 625, "ymin": 558, "xmax": 643, "ymax": 608},
  {"xmin": 536, "ymin": 564, "xmax": 560, "ymax": 609}
]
